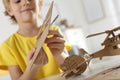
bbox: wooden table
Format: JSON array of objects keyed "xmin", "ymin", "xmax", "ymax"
[
  {"xmin": 41, "ymin": 56, "xmax": 120, "ymax": 80},
  {"xmin": 1, "ymin": 56, "xmax": 120, "ymax": 80}
]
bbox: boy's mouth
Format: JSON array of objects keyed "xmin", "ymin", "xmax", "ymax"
[{"xmin": 21, "ymin": 8, "xmax": 32, "ymax": 12}]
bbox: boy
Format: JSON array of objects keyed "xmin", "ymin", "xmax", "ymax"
[{"xmin": 0, "ymin": 0, "xmax": 69, "ymax": 80}]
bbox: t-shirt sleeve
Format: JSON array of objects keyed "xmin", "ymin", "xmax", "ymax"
[{"xmin": 0, "ymin": 43, "xmax": 17, "ymax": 70}]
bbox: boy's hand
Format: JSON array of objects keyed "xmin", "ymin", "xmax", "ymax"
[
  {"xmin": 27, "ymin": 48, "xmax": 48, "ymax": 68},
  {"xmin": 45, "ymin": 30, "xmax": 65, "ymax": 56}
]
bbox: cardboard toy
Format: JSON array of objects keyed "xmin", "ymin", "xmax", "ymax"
[
  {"xmin": 61, "ymin": 26, "xmax": 120, "ymax": 78},
  {"xmin": 30, "ymin": 1, "xmax": 59, "ymax": 69}
]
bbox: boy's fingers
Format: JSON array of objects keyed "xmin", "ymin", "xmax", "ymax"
[
  {"xmin": 47, "ymin": 43, "xmax": 65, "ymax": 49},
  {"xmin": 29, "ymin": 48, "xmax": 36, "ymax": 53},
  {"xmin": 45, "ymin": 37, "xmax": 65, "ymax": 44},
  {"xmin": 28, "ymin": 48, "xmax": 36, "ymax": 61},
  {"xmin": 48, "ymin": 30, "xmax": 63, "ymax": 37}
]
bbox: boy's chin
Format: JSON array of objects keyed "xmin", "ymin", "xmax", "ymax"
[
  {"xmin": 21, "ymin": 14, "xmax": 34, "ymax": 21},
  {"xmin": 22, "ymin": 17, "xmax": 33, "ymax": 22}
]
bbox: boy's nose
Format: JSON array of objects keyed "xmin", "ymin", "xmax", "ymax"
[{"xmin": 23, "ymin": 0, "xmax": 30, "ymax": 6}]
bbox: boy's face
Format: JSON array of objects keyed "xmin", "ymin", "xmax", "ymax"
[{"xmin": 6, "ymin": 0, "xmax": 41, "ymax": 23}]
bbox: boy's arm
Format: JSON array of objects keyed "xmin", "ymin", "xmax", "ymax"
[
  {"xmin": 8, "ymin": 65, "xmax": 40, "ymax": 80},
  {"xmin": 8, "ymin": 48, "xmax": 48, "ymax": 80}
]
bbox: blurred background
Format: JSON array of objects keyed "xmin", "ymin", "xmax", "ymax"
[{"xmin": 1, "ymin": 0, "xmax": 120, "ymax": 79}]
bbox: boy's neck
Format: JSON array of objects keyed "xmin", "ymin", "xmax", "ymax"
[{"xmin": 17, "ymin": 22, "xmax": 40, "ymax": 37}]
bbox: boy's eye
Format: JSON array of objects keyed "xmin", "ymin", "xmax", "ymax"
[
  {"xmin": 15, "ymin": 0, "xmax": 21, "ymax": 3},
  {"xmin": 14, "ymin": 0, "xmax": 32, "ymax": 3}
]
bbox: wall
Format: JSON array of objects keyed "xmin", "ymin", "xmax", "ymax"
[
  {"xmin": 45, "ymin": 0, "xmax": 120, "ymax": 53},
  {"xmin": 52, "ymin": 0, "xmax": 120, "ymax": 53},
  {"xmin": 0, "ymin": 1, "xmax": 18, "ymax": 44}
]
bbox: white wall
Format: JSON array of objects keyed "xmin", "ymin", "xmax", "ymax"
[
  {"xmin": 81, "ymin": 0, "xmax": 120, "ymax": 53},
  {"xmin": 51, "ymin": 0, "xmax": 120, "ymax": 53},
  {"xmin": 0, "ymin": 1, "xmax": 18, "ymax": 44}
]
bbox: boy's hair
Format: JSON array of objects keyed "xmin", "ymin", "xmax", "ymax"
[
  {"xmin": 3, "ymin": 0, "xmax": 17, "ymax": 24},
  {"xmin": 2, "ymin": 0, "xmax": 43, "ymax": 24}
]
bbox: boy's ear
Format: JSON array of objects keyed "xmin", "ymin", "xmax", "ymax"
[{"xmin": 6, "ymin": 7, "xmax": 14, "ymax": 16}]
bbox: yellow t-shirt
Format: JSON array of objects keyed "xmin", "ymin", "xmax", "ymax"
[{"xmin": 0, "ymin": 26, "xmax": 71, "ymax": 79}]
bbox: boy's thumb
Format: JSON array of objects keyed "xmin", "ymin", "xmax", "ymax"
[{"xmin": 27, "ymin": 48, "xmax": 36, "ymax": 61}]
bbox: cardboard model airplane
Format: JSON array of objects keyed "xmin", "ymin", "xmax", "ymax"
[
  {"xmin": 61, "ymin": 26, "xmax": 120, "ymax": 78},
  {"xmin": 85, "ymin": 26, "xmax": 120, "ymax": 58},
  {"xmin": 30, "ymin": 1, "xmax": 59, "ymax": 69}
]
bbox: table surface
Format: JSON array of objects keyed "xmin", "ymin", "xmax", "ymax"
[
  {"xmin": 1, "ymin": 56, "xmax": 120, "ymax": 80},
  {"xmin": 41, "ymin": 56, "xmax": 120, "ymax": 80}
]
